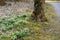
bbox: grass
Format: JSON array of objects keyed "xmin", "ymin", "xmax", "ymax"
[{"xmin": 0, "ymin": 3, "xmax": 58, "ymax": 40}]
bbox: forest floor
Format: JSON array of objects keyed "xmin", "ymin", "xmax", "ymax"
[{"xmin": 0, "ymin": 2, "xmax": 60, "ymax": 40}]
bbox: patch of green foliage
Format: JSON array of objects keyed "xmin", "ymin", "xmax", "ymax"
[
  {"xmin": 0, "ymin": 13, "xmax": 29, "ymax": 32},
  {"xmin": 11, "ymin": 28, "xmax": 29, "ymax": 40},
  {"xmin": 0, "ymin": 28, "xmax": 30, "ymax": 40}
]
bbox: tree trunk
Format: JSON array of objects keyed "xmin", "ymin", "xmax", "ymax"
[{"xmin": 31, "ymin": 0, "xmax": 47, "ymax": 22}]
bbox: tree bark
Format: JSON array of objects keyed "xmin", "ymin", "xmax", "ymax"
[{"xmin": 31, "ymin": 0, "xmax": 47, "ymax": 22}]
